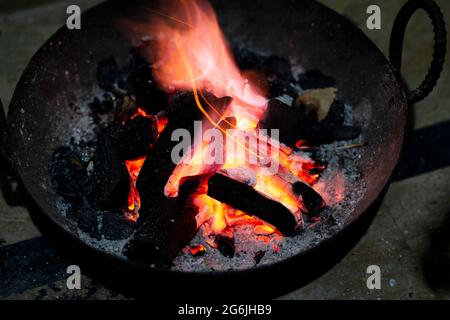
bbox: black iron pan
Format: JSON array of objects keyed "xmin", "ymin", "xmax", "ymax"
[{"xmin": 0, "ymin": 0, "xmax": 446, "ymax": 298}]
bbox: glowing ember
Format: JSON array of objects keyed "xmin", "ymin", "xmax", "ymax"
[
  {"xmin": 125, "ymin": 157, "xmax": 145, "ymax": 222},
  {"xmin": 189, "ymin": 244, "xmax": 207, "ymax": 256},
  {"xmin": 124, "ymin": 108, "xmax": 168, "ymax": 222}
]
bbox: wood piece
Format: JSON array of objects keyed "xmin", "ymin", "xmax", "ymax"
[
  {"xmin": 136, "ymin": 93, "xmax": 232, "ymax": 223},
  {"xmin": 258, "ymin": 99, "xmax": 302, "ymax": 147},
  {"xmin": 207, "ymin": 173, "xmax": 300, "ymax": 236},
  {"xmin": 124, "ymin": 198, "xmax": 198, "ymax": 267},
  {"xmin": 88, "ymin": 124, "xmax": 130, "ymax": 211},
  {"xmin": 118, "ymin": 115, "xmax": 158, "ymax": 160},
  {"xmin": 292, "ymin": 181, "xmax": 326, "ymax": 217},
  {"xmin": 124, "ymin": 175, "xmax": 204, "ymax": 267}
]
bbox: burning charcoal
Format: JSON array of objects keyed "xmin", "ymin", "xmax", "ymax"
[
  {"xmin": 125, "ymin": 175, "xmax": 202, "ymax": 267},
  {"xmin": 297, "ymin": 69, "xmax": 336, "ymax": 90},
  {"xmin": 254, "ymin": 250, "xmax": 266, "ymax": 265},
  {"xmin": 100, "ymin": 212, "xmax": 136, "ymax": 240},
  {"xmin": 49, "ymin": 147, "xmax": 91, "ymax": 198},
  {"xmin": 220, "ymin": 168, "xmax": 256, "ymax": 187},
  {"xmin": 88, "ymin": 124, "xmax": 130, "ymax": 211},
  {"xmin": 292, "ymin": 181, "xmax": 326, "ymax": 217},
  {"xmin": 137, "ymin": 93, "xmax": 232, "ymax": 223},
  {"xmin": 207, "ymin": 173, "xmax": 300, "ymax": 236},
  {"xmin": 96, "ymin": 56, "xmax": 120, "ymax": 90},
  {"xmin": 215, "ymin": 230, "xmax": 235, "ymax": 258},
  {"xmin": 258, "ymin": 99, "xmax": 302, "ymax": 147},
  {"xmin": 118, "ymin": 115, "xmax": 158, "ymax": 160},
  {"xmin": 263, "ymin": 55, "xmax": 293, "ymax": 81},
  {"xmin": 178, "ymin": 174, "xmax": 210, "ymax": 196},
  {"xmin": 189, "ymin": 245, "xmax": 207, "ymax": 257}
]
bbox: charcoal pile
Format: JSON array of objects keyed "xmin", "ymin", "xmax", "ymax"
[{"xmin": 49, "ymin": 47, "xmax": 366, "ymax": 271}]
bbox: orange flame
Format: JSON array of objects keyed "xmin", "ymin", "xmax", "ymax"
[{"xmin": 120, "ymin": 0, "xmax": 345, "ymax": 248}]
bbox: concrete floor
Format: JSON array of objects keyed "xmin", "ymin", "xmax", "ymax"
[{"xmin": 0, "ymin": 0, "xmax": 450, "ymax": 299}]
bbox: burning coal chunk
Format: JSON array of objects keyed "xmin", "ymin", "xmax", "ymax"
[
  {"xmin": 136, "ymin": 93, "xmax": 232, "ymax": 223},
  {"xmin": 292, "ymin": 181, "xmax": 326, "ymax": 218},
  {"xmin": 88, "ymin": 124, "xmax": 130, "ymax": 211},
  {"xmin": 220, "ymin": 168, "xmax": 256, "ymax": 187},
  {"xmin": 124, "ymin": 177, "xmax": 203, "ymax": 267},
  {"xmin": 118, "ymin": 115, "xmax": 158, "ymax": 160},
  {"xmin": 207, "ymin": 173, "xmax": 301, "ymax": 236}
]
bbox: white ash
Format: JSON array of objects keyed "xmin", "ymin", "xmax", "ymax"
[
  {"xmin": 76, "ymin": 228, "xmax": 131, "ymax": 258},
  {"xmin": 55, "ymin": 196, "xmax": 71, "ymax": 218},
  {"xmin": 275, "ymin": 94, "xmax": 294, "ymax": 106}
]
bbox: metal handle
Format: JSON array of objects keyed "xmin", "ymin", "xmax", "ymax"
[{"xmin": 389, "ymin": 0, "xmax": 447, "ymax": 104}]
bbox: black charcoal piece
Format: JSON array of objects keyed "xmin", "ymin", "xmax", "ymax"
[
  {"xmin": 136, "ymin": 93, "xmax": 232, "ymax": 223},
  {"xmin": 259, "ymin": 98, "xmax": 361, "ymax": 146},
  {"xmin": 292, "ymin": 181, "xmax": 326, "ymax": 217},
  {"xmin": 71, "ymin": 199, "xmax": 102, "ymax": 240},
  {"xmin": 207, "ymin": 173, "xmax": 300, "ymax": 236},
  {"xmin": 258, "ymin": 99, "xmax": 302, "ymax": 147},
  {"xmin": 100, "ymin": 212, "xmax": 136, "ymax": 240},
  {"xmin": 96, "ymin": 56, "xmax": 120, "ymax": 89},
  {"xmin": 297, "ymin": 69, "xmax": 336, "ymax": 90},
  {"xmin": 118, "ymin": 115, "xmax": 158, "ymax": 160},
  {"xmin": 89, "ymin": 97, "xmax": 111, "ymax": 115},
  {"xmin": 254, "ymin": 250, "xmax": 266, "ymax": 265},
  {"xmin": 124, "ymin": 192, "xmax": 199, "ymax": 267},
  {"xmin": 129, "ymin": 65, "xmax": 168, "ymax": 114},
  {"xmin": 49, "ymin": 147, "xmax": 91, "ymax": 198},
  {"xmin": 322, "ymin": 100, "xmax": 345, "ymax": 126},
  {"xmin": 233, "ymin": 47, "xmax": 267, "ymax": 71},
  {"xmin": 267, "ymin": 78, "xmax": 297, "ymax": 98},
  {"xmin": 88, "ymin": 124, "xmax": 130, "ymax": 211},
  {"xmin": 263, "ymin": 55, "xmax": 293, "ymax": 81},
  {"xmin": 215, "ymin": 232, "xmax": 235, "ymax": 258}
]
